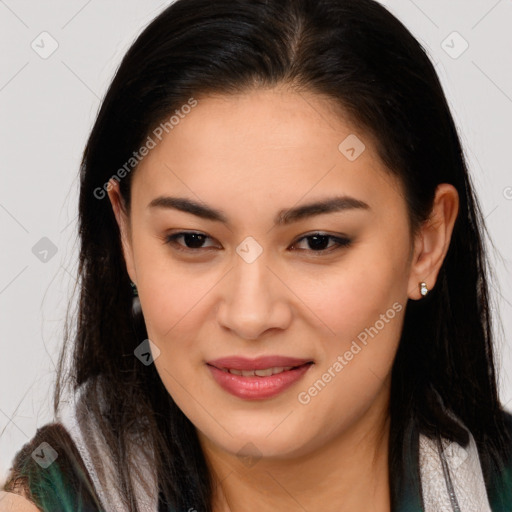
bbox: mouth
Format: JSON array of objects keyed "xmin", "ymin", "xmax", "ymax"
[
  {"xmin": 206, "ymin": 355, "xmax": 314, "ymax": 373},
  {"xmin": 208, "ymin": 362, "xmax": 314, "ymax": 377},
  {"xmin": 205, "ymin": 356, "xmax": 314, "ymax": 400}
]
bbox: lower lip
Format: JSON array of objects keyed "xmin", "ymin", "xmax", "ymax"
[{"xmin": 207, "ymin": 363, "xmax": 313, "ymax": 400}]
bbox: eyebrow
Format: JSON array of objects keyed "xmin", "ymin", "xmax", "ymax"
[{"xmin": 148, "ymin": 195, "xmax": 370, "ymax": 226}]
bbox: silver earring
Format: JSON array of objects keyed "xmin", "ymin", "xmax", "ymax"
[
  {"xmin": 131, "ymin": 281, "xmax": 141, "ymax": 315},
  {"xmin": 419, "ymin": 282, "xmax": 429, "ymax": 297}
]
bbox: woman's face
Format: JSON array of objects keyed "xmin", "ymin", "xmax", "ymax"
[{"xmin": 111, "ymin": 87, "xmax": 424, "ymax": 460}]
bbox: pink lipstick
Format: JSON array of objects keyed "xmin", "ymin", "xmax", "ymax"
[{"xmin": 206, "ymin": 356, "xmax": 314, "ymax": 400}]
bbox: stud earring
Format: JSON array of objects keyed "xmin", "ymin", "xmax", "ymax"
[
  {"xmin": 419, "ymin": 282, "xmax": 429, "ymax": 297},
  {"xmin": 131, "ymin": 281, "xmax": 141, "ymax": 315}
]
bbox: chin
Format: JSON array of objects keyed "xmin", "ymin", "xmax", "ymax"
[{"xmin": 206, "ymin": 422, "xmax": 315, "ymax": 461}]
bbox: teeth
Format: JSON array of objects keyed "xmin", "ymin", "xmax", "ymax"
[{"xmin": 225, "ymin": 366, "xmax": 294, "ymax": 377}]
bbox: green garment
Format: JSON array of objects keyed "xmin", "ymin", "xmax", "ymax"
[{"xmin": 5, "ymin": 412, "xmax": 512, "ymax": 511}]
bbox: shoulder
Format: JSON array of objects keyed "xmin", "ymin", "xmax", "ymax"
[
  {"xmin": 0, "ymin": 491, "xmax": 42, "ymax": 511},
  {"xmin": 2, "ymin": 422, "xmax": 105, "ymax": 512}
]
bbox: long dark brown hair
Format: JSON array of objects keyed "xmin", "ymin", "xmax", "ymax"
[{"xmin": 5, "ymin": 0, "xmax": 512, "ymax": 510}]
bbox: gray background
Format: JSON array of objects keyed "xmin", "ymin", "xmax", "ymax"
[{"xmin": 1, "ymin": 0, "xmax": 511, "ymax": 484}]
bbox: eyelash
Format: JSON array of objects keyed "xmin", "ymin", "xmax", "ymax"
[{"xmin": 163, "ymin": 231, "xmax": 352, "ymax": 255}]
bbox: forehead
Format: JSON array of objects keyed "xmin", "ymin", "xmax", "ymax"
[{"xmin": 131, "ymin": 87, "xmax": 404, "ymax": 217}]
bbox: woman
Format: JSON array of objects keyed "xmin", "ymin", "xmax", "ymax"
[{"xmin": 2, "ymin": 0, "xmax": 512, "ymax": 510}]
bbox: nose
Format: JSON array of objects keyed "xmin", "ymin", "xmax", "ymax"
[{"xmin": 216, "ymin": 250, "xmax": 292, "ymax": 340}]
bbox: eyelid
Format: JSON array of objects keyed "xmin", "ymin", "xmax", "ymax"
[
  {"xmin": 291, "ymin": 232, "xmax": 352, "ymax": 254},
  {"xmin": 164, "ymin": 231, "xmax": 220, "ymax": 251},
  {"xmin": 163, "ymin": 230, "xmax": 352, "ymax": 255}
]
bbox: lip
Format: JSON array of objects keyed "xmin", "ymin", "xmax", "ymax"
[
  {"xmin": 206, "ymin": 356, "xmax": 314, "ymax": 400},
  {"xmin": 206, "ymin": 355, "xmax": 313, "ymax": 371}
]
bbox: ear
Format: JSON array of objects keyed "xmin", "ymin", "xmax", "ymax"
[
  {"xmin": 107, "ymin": 179, "xmax": 137, "ymax": 284},
  {"xmin": 407, "ymin": 183, "xmax": 459, "ymax": 300}
]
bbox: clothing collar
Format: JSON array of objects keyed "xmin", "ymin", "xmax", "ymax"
[{"xmin": 393, "ymin": 411, "xmax": 512, "ymax": 512}]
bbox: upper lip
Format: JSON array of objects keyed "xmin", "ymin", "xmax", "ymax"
[{"xmin": 206, "ymin": 356, "xmax": 313, "ymax": 371}]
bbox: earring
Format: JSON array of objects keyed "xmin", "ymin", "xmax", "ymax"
[
  {"xmin": 419, "ymin": 282, "xmax": 429, "ymax": 297},
  {"xmin": 131, "ymin": 281, "xmax": 141, "ymax": 315}
]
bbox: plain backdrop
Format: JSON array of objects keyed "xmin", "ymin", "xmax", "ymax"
[{"xmin": 1, "ymin": 0, "xmax": 511, "ymax": 484}]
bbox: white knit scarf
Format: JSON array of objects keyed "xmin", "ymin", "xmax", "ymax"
[{"xmin": 57, "ymin": 386, "xmax": 493, "ymax": 512}]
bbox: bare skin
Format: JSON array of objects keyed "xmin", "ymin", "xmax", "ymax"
[
  {"xmin": 108, "ymin": 86, "xmax": 459, "ymax": 511},
  {"xmin": 0, "ymin": 491, "xmax": 41, "ymax": 511}
]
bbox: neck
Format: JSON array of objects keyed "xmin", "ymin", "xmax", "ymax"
[{"xmin": 200, "ymin": 388, "xmax": 392, "ymax": 512}]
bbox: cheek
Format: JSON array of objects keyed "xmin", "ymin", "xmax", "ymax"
[
  {"xmin": 129, "ymin": 223, "xmax": 213, "ymax": 334},
  {"xmin": 138, "ymin": 268, "xmax": 213, "ymax": 402},
  {"xmin": 291, "ymin": 238, "xmax": 409, "ymax": 403},
  {"xmin": 137, "ymin": 266, "xmax": 217, "ymax": 352},
  {"xmin": 294, "ymin": 272, "xmax": 406, "ymax": 424},
  {"xmin": 295, "ymin": 245, "xmax": 409, "ymax": 343}
]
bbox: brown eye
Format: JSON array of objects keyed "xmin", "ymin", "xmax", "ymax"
[
  {"xmin": 165, "ymin": 232, "xmax": 218, "ymax": 252},
  {"xmin": 291, "ymin": 233, "xmax": 352, "ymax": 253},
  {"xmin": 163, "ymin": 231, "xmax": 351, "ymax": 256}
]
